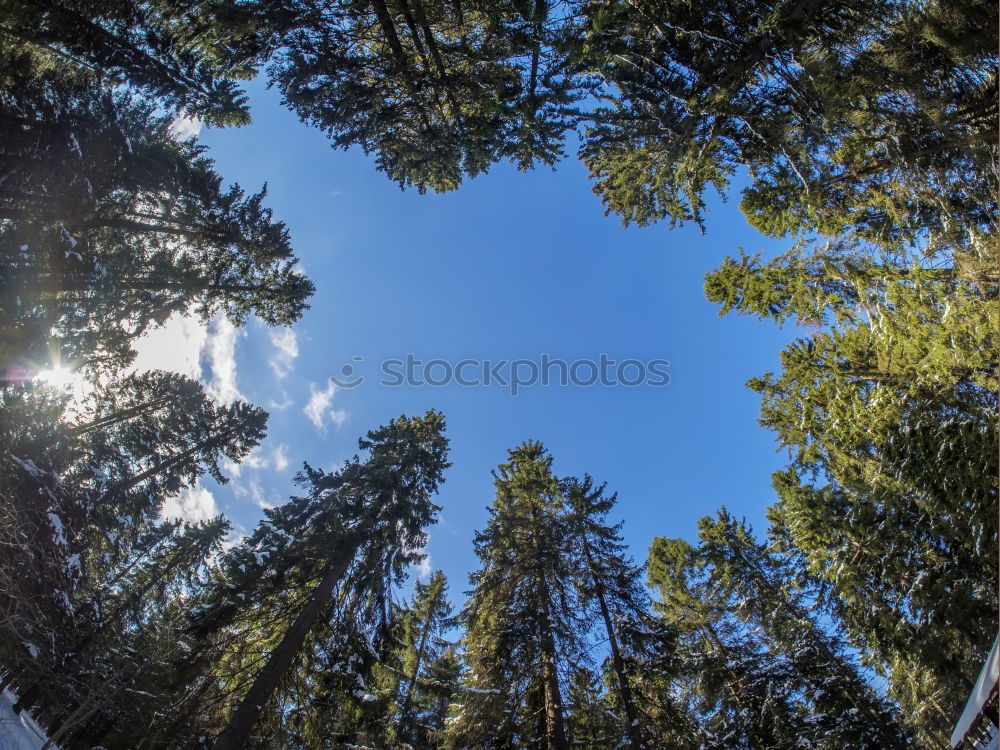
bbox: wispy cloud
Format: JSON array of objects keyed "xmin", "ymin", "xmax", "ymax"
[
  {"xmin": 272, "ymin": 444, "xmax": 290, "ymax": 473},
  {"xmin": 223, "ymin": 445, "xmax": 266, "ymax": 478},
  {"xmin": 304, "ymin": 381, "xmax": 347, "ymax": 433},
  {"xmin": 410, "ymin": 534, "xmax": 432, "ymax": 580},
  {"xmin": 132, "ymin": 312, "xmax": 246, "ymax": 406},
  {"xmin": 268, "ymin": 327, "xmax": 299, "ymax": 380},
  {"xmin": 170, "ymin": 115, "xmax": 203, "ymax": 140},
  {"xmin": 246, "ymin": 476, "xmax": 277, "ymax": 511},
  {"xmin": 204, "ymin": 316, "xmax": 245, "ymax": 404},
  {"xmin": 267, "ymin": 392, "xmax": 293, "ymax": 411},
  {"xmin": 161, "ymin": 483, "xmax": 219, "ymax": 523},
  {"xmin": 132, "ymin": 313, "xmax": 209, "ymax": 380},
  {"xmin": 224, "ymin": 442, "xmax": 292, "ymax": 479}
]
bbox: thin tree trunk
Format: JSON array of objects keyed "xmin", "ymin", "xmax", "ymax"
[
  {"xmin": 538, "ymin": 632, "xmax": 567, "ymax": 750},
  {"xmin": 211, "ymin": 527, "xmax": 366, "ymax": 750},
  {"xmin": 530, "ymin": 506, "xmax": 568, "ymax": 750},
  {"xmin": 397, "ymin": 601, "xmax": 434, "ymax": 738},
  {"xmin": 584, "ymin": 544, "xmax": 642, "ymax": 750},
  {"xmin": 101, "ymin": 431, "xmax": 230, "ymax": 501},
  {"xmin": 407, "ymin": 0, "xmax": 462, "ymax": 116},
  {"xmin": 69, "ymin": 395, "xmax": 176, "ymax": 437},
  {"xmin": 369, "ymin": 0, "xmax": 435, "ymax": 132},
  {"xmin": 527, "ymin": 0, "xmax": 545, "ymax": 106}
]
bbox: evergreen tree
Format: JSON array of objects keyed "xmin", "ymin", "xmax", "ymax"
[
  {"xmin": 391, "ymin": 570, "xmax": 455, "ymax": 748},
  {"xmin": 564, "ymin": 668, "xmax": 617, "ymax": 749},
  {"xmin": 705, "ymin": 234, "xmax": 997, "ymax": 744},
  {"xmin": 578, "ymin": 0, "xmax": 997, "ymax": 249},
  {"xmin": 647, "ymin": 536, "xmax": 809, "ymax": 749},
  {"xmin": 179, "ymin": 411, "xmax": 449, "ymax": 750},
  {"xmin": 80, "ymin": 377, "xmax": 268, "ymax": 538},
  {"xmin": 696, "ymin": 510, "xmax": 911, "ymax": 749},
  {"xmin": 0, "ymin": 74, "xmax": 313, "ymax": 375},
  {"xmin": 563, "ymin": 476, "xmax": 647, "ymax": 750},
  {"xmin": 24, "ymin": 518, "xmax": 230, "ymax": 750},
  {"xmin": 0, "ymin": 0, "xmax": 287, "ymax": 125},
  {"xmin": 272, "ymin": 0, "xmax": 589, "ymax": 193},
  {"xmin": 448, "ymin": 442, "xmax": 581, "ymax": 750}
]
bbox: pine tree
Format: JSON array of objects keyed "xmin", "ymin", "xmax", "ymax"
[
  {"xmin": 0, "ymin": 0, "xmax": 286, "ymax": 126},
  {"xmin": 564, "ymin": 668, "xmax": 617, "ymax": 749},
  {"xmin": 24, "ymin": 518, "xmax": 230, "ymax": 750},
  {"xmin": 705, "ymin": 233, "xmax": 997, "ymax": 744},
  {"xmin": 696, "ymin": 510, "xmax": 911, "ymax": 749},
  {"xmin": 182, "ymin": 411, "xmax": 450, "ymax": 750},
  {"xmin": 578, "ymin": 0, "xmax": 997, "ymax": 249},
  {"xmin": 80, "ymin": 376, "xmax": 268, "ymax": 535},
  {"xmin": 563, "ymin": 476, "xmax": 647, "ymax": 750},
  {"xmin": 0, "ymin": 415, "xmax": 86, "ymax": 708},
  {"xmin": 392, "ymin": 570, "xmax": 455, "ymax": 748},
  {"xmin": 647, "ymin": 536, "xmax": 807, "ymax": 749},
  {"xmin": 0, "ymin": 73, "xmax": 313, "ymax": 375},
  {"xmin": 272, "ymin": 0, "xmax": 589, "ymax": 193},
  {"xmin": 448, "ymin": 442, "xmax": 582, "ymax": 750}
]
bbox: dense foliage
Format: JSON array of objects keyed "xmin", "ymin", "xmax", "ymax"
[{"xmin": 0, "ymin": 0, "xmax": 994, "ymax": 747}]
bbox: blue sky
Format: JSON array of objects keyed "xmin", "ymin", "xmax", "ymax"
[{"xmin": 142, "ymin": 78, "xmax": 800, "ymax": 605}]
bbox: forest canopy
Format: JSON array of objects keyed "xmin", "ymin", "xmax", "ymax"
[{"xmin": 0, "ymin": 0, "xmax": 995, "ymax": 748}]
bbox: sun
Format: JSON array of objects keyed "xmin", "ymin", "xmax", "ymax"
[{"xmin": 35, "ymin": 366, "xmax": 81, "ymax": 390}]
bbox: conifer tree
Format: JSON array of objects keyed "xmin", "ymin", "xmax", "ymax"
[
  {"xmin": 0, "ymin": 74, "xmax": 313, "ymax": 375},
  {"xmin": 705, "ymin": 234, "xmax": 997, "ymax": 743},
  {"xmin": 392, "ymin": 570, "xmax": 455, "ymax": 748},
  {"xmin": 564, "ymin": 668, "xmax": 617, "ymax": 749},
  {"xmin": 578, "ymin": 0, "xmax": 997, "ymax": 249},
  {"xmin": 21, "ymin": 518, "xmax": 230, "ymax": 750},
  {"xmin": 183, "ymin": 411, "xmax": 449, "ymax": 750},
  {"xmin": 696, "ymin": 511, "xmax": 911, "ymax": 749},
  {"xmin": 449, "ymin": 442, "xmax": 581, "ymax": 750},
  {"xmin": 0, "ymin": 0, "xmax": 285, "ymax": 125},
  {"xmin": 647, "ymin": 536, "xmax": 808, "ymax": 749},
  {"xmin": 563, "ymin": 476, "xmax": 647, "ymax": 750},
  {"xmin": 81, "ymin": 380, "xmax": 268, "ymax": 534},
  {"xmin": 273, "ymin": 0, "xmax": 589, "ymax": 193}
]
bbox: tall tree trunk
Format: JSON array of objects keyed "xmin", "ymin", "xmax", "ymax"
[
  {"xmin": 530, "ymin": 507, "xmax": 568, "ymax": 750},
  {"xmin": 211, "ymin": 525, "xmax": 369, "ymax": 750},
  {"xmin": 397, "ymin": 601, "xmax": 434, "ymax": 739},
  {"xmin": 584, "ymin": 544, "xmax": 642, "ymax": 750},
  {"xmin": 537, "ymin": 626, "xmax": 568, "ymax": 750},
  {"xmin": 69, "ymin": 394, "xmax": 175, "ymax": 437},
  {"xmin": 369, "ymin": 0, "xmax": 434, "ymax": 131}
]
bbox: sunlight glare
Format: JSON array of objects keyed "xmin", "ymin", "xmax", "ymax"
[{"xmin": 35, "ymin": 366, "xmax": 80, "ymax": 390}]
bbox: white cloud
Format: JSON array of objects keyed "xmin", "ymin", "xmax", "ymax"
[
  {"xmin": 131, "ymin": 312, "xmax": 245, "ymax": 405},
  {"xmin": 223, "ymin": 523, "xmax": 248, "ymax": 550},
  {"xmin": 304, "ymin": 381, "xmax": 347, "ymax": 433},
  {"xmin": 248, "ymin": 477, "xmax": 276, "ymax": 511},
  {"xmin": 267, "ymin": 393, "xmax": 293, "ymax": 411},
  {"xmin": 161, "ymin": 483, "xmax": 219, "ymax": 523},
  {"xmin": 409, "ymin": 534, "xmax": 432, "ymax": 580},
  {"xmin": 272, "ymin": 444, "xmax": 290, "ymax": 473},
  {"xmin": 268, "ymin": 328, "xmax": 299, "ymax": 380},
  {"xmin": 222, "ymin": 445, "xmax": 267, "ymax": 479},
  {"xmin": 131, "ymin": 313, "xmax": 209, "ymax": 379},
  {"xmin": 204, "ymin": 316, "xmax": 245, "ymax": 404},
  {"xmin": 223, "ymin": 443, "xmax": 291, "ymax": 479},
  {"xmin": 170, "ymin": 115, "xmax": 203, "ymax": 140}
]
